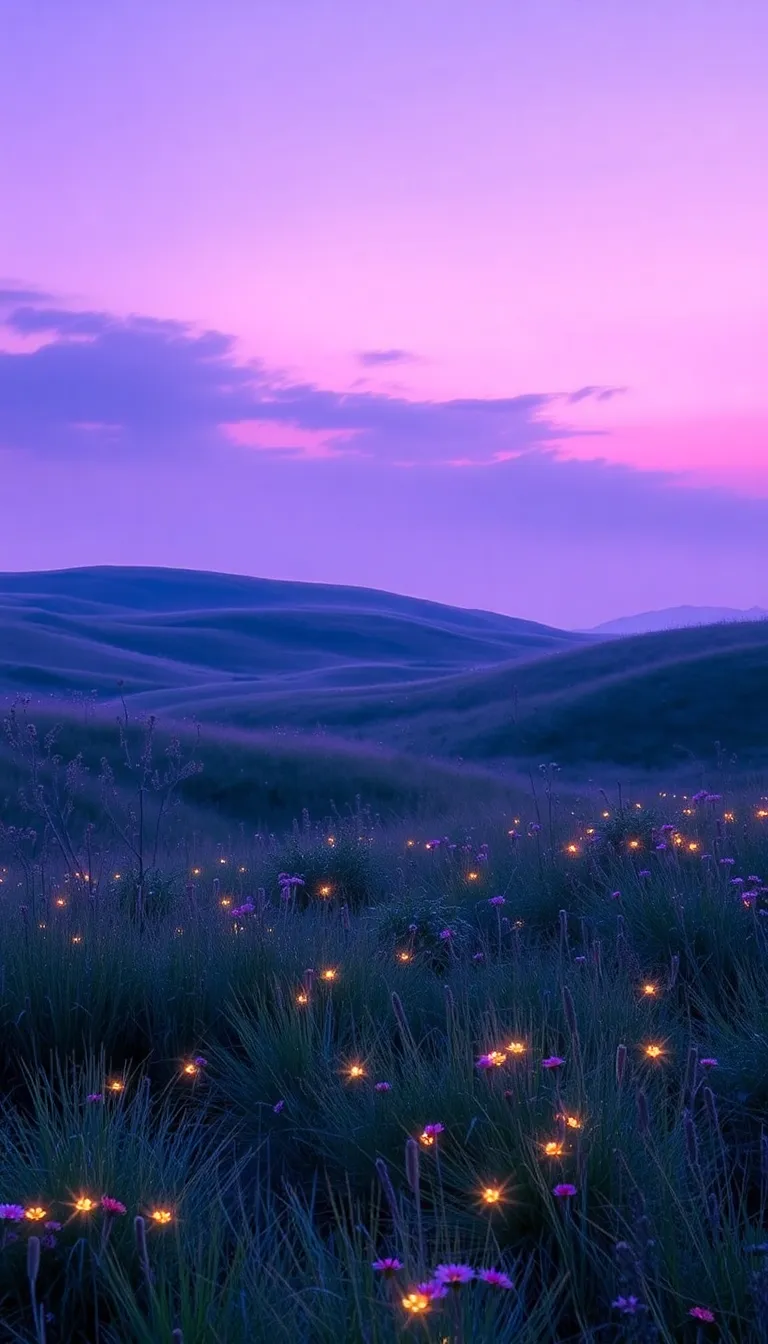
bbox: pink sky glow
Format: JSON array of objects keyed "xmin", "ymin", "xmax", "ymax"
[{"xmin": 0, "ymin": 1, "xmax": 766, "ymax": 625}]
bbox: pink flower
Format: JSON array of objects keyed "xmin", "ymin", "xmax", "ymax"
[
  {"xmin": 374, "ymin": 1081, "xmax": 392, "ymax": 1092},
  {"xmin": 433, "ymin": 1263, "xmax": 475, "ymax": 1286},
  {"xmin": 0, "ymin": 1204, "xmax": 25, "ymax": 1221},
  {"xmin": 477, "ymin": 1268, "xmax": 514, "ymax": 1289},
  {"xmin": 422, "ymin": 1122, "xmax": 445, "ymax": 1139},
  {"xmin": 419, "ymin": 1280, "xmax": 448, "ymax": 1299},
  {"xmin": 553, "ymin": 1183, "xmax": 577, "ymax": 1198},
  {"xmin": 689, "ymin": 1306, "xmax": 715, "ymax": 1322},
  {"xmin": 101, "ymin": 1197, "xmax": 126, "ymax": 1215},
  {"xmin": 542, "ymin": 1056, "xmax": 566, "ymax": 1069},
  {"xmin": 372, "ymin": 1257, "xmax": 403, "ymax": 1276}
]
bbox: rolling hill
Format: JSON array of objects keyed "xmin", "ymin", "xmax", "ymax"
[{"xmin": 0, "ymin": 567, "xmax": 766, "ymax": 786}]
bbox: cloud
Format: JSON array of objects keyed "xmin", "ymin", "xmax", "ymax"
[
  {"xmin": 356, "ymin": 348, "xmax": 419, "ymax": 366},
  {"xmin": 0, "ymin": 288, "xmax": 616, "ymax": 465}
]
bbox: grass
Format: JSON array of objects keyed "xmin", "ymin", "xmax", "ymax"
[{"xmin": 2, "ymin": 702, "xmax": 768, "ymax": 1340}]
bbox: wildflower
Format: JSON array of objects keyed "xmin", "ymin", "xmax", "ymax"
[
  {"xmin": 193, "ymin": 1056, "xmax": 208, "ymax": 1068},
  {"xmin": 0, "ymin": 1205, "xmax": 24, "ymax": 1221},
  {"xmin": 613, "ymin": 1296, "xmax": 644, "ymax": 1315},
  {"xmin": 101, "ymin": 1197, "xmax": 126, "ymax": 1215},
  {"xmin": 544, "ymin": 1140, "xmax": 564, "ymax": 1157},
  {"xmin": 699, "ymin": 1057, "xmax": 719, "ymax": 1069},
  {"xmin": 433, "ymin": 1263, "xmax": 475, "ymax": 1286},
  {"xmin": 419, "ymin": 1123, "xmax": 445, "ymax": 1145},
  {"xmin": 488, "ymin": 895, "xmax": 505, "ymax": 906},
  {"xmin": 24, "ymin": 1207, "xmax": 47, "ymax": 1222},
  {"xmin": 401, "ymin": 1290, "xmax": 431, "ymax": 1314},
  {"xmin": 320, "ymin": 968, "xmax": 337, "ymax": 982},
  {"xmin": 639, "ymin": 869, "xmax": 651, "ymax": 878},
  {"xmin": 476, "ymin": 1051, "xmax": 506, "ymax": 1070},
  {"xmin": 477, "ymin": 1268, "xmax": 514, "ymax": 1289},
  {"xmin": 480, "ymin": 1186, "xmax": 503, "ymax": 1205},
  {"xmin": 372, "ymin": 1257, "xmax": 403, "ymax": 1276},
  {"xmin": 374, "ymin": 1081, "xmax": 392, "ymax": 1092},
  {"xmin": 719, "ymin": 858, "xmax": 735, "ymax": 866},
  {"xmin": 542, "ymin": 1056, "xmax": 565, "ymax": 1069},
  {"xmin": 86, "ymin": 1093, "xmax": 103, "ymax": 1103},
  {"xmin": 347, "ymin": 1064, "xmax": 365, "ymax": 1080},
  {"xmin": 107, "ymin": 1079, "xmax": 124, "ymax": 1093},
  {"xmin": 40, "ymin": 1234, "xmax": 57, "ymax": 1250},
  {"xmin": 506, "ymin": 1040, "xmax": 526, "ymax": 1055},
  {"xmin": 553, "ymin": 1183, "xmax": 577, "ymax": 1198},
  {"xmin": 149, "ymin": 1208, "xmax": 173, "ymax": 1225},
  {"xmin": 610, "ymin": 890, "xmax": 621, "ymax": 900},
  {"xmin": 439, "ymin": 928, "xmax": 454, "ymax": 940},
  {"xmin": 473, "ymin": 952, "xmax": 485, "ymax": 962},
  {"xmin": 644, "ymin": 1044, "xmax": 664, "ymax": 1059},
  {"xmin": 43, "ymin": 1221, "xmax": 62, "ymax": 1231},
  {"xmin": 230, "ymin": 902, "xmax": 254, "ymax": 918},
  {"xmin": 273, "ymin": 1099, "xmax": 285, "ymax": 1113},
  {"xmin": 574, "ymin": 954, "xmax": 586, "ymax": 964},
  {"xmin": 689, "ymin": 1306, "xmax": 715, "ymax": 1322},
  {"xmin": 74, "ymin": 1197, "xmax": 96, "ymax": 1213}
]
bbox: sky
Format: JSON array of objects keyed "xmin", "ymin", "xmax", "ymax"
[{"xmin": 0, "ymin": 0, "xmax": 767, "ymax": 628}]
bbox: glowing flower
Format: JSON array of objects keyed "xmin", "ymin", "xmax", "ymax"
[
  {"xmin": 543, "ymin": 1140, "xmax": 564, "ymax": 1157},
  {"xmin": 689, "ymin": 1307, "xmax": 715, "ymax": 1322},
  {"xmin": 401, "ymin": 1290, "xmax": 431, "ymax": 1314},
  {"xmin": 372, "ymin": 1257, "xmax": 403, "ymax": 1276},
  {"xmin": 347, "ymin": 1064, "xmax": 365, "ymax": 1080},
  {"xmin": 321, "ymin": 968, "xmax": 337, "ymax": 982},
  {"xmin": 419, "ymin": 1123, "xmax": 445, "ymax": 1146},
  {"xmin": 476, "ymin": 1050, "xmax": 507, "ymax": 1070},
  {"xmin": 480, "ymin": 1186, "xmax": 503, "ymax": 1205},
  {"xmin": 24, "ymin": 1207, "xmax": 48, "ymax": 1222},
  {"xmin": 433, "ymin": 1263, "xmax": 475, "ymax": 1286},
  {"xmin": 397, "ymin": 950, "xmax": 412, "ymax": 962},
  {"xmin": 641, "ymin": 983, "xmax": 657, "ymax": 997},
  {"xmin": 107, "ymin": 1079, "xmax": 124, "ymax": 1093},
  {"xmin": 552, "ymin": 1183, "xmax": 577, "ymax": 1198},
  {"xmin": 506, "ymin": 1040, "xmax": 526, "ymax": 1055},
  {"xmin": 101, "ymin": 1197, "xmax": 126, "ymax": 1215},
  {"xmin": 182, "ymin": 1062, "xmax": 200, "ymax": 1077},
  {"xmin": 0, "ymin": 1205, "xmax": 24, "ymax": 1221},
  {"xmin": 296, "ymin": 991, "xmax": 309, "ymax": 1005},
  {"xmin": 74, "ymin": 1196, "xmax": 96, "ymax": 1213},
  {"xmin": 542, "ymin": 1056, "xmax": 565, "ymax": 1069},
  {"xmin": 149, "ymin": 1208, "xmax": 173, "ymax": 1225},
  {"xmin": 478, "ymin": 1268, "xmax": 514, "ymax": 1289},
  {"xmin": 644, "ymin": 1044, "xmax": 664, "ymax": 1059}
]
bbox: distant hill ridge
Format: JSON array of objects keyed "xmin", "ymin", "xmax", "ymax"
[{"xmin": 588, "ymin": 604, "xmax": 768, "ymax": 636}]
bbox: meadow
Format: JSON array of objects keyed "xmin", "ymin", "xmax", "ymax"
[
  {"xmin": 2, "ymin": 695, "xmax": 768, "ymax": 1342},
  {"xmin": 2, "ymin": 568, "xmax": 768, "ymax": 1341}
]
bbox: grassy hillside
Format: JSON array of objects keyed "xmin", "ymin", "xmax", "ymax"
[{"xmin": 125, "ymin": 619, "xmax": 768, "ymax": 770}]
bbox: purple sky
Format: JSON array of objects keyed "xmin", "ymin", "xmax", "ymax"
[{"xmin": 1, "ymin": 1, "xmax": 767, "ymax": 628}]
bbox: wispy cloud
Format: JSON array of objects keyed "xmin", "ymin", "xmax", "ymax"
[
  {"xmin": 0, "ymin": 289, "xmax": 617, "ymax": 465},
  {"xmin": 356, "ymin": 348, "xmax": 420, "ymax": 367}
]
